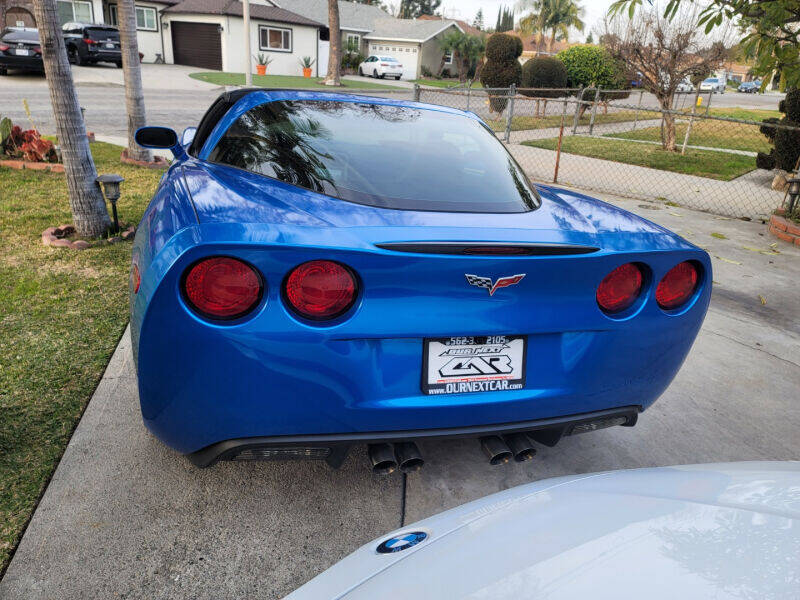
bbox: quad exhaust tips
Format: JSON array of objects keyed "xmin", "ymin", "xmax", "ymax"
[
  {"xmin": 481, "ymin": 434, "xmax": 537, "ymax": 465},
  {"xmin": 368, "ymin": 442, "xmax": 425, "ymax": 475}
]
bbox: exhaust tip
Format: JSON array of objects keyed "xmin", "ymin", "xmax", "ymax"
[
  {"xmin": 480, "ymin": 436, "xmax": 513, "ymax": 465},
  {"xmin": 368, "ymin": 443, "xmax": 398, "ymax": 475},
  {"xmin": 395, "ymin": 442, "xmax": 424, "ymax": 473},
  {"xmin": 505, "ymin": 433, "xmax": 537, "ymax": 463}
]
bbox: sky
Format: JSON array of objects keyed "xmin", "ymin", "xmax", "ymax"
[{"xmin": 435, "ymin": 0, "xmax": 614, "ymax": 40}]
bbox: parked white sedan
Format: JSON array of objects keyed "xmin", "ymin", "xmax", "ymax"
[
  {"xmin": 358, "ymin": 55, "xmax": 403, "ymax": 80},
  {"xmin": 700, "ymin": 77, "xmax": 726, "ymax": 93},
  {"xmin": 287, "ymin": 462, "xmax": 800, "ymax": 599}
]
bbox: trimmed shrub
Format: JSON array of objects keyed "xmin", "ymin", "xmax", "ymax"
[
  {"xmin": 557, "ymin": 45, "xmax": 621, "ymax": 90},
  {"xmin": 480, "ymin": 33, "xmax": 522, "ymax": 112},
  {"xmin": 757, "ymin": 89, "xmax": 800, "ymax": 172},
  {"xmin": 520, "ymin": 57, "xmax": 568, "ymax": 98}
]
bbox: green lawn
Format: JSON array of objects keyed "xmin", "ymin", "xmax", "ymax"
[
  {"xmin": 0, "ymin": 142, "xmax": 161, "ymax": 573},
  {"xmin": 189, "ymin": 71, "xmax": 402, "ymax": 89},
  {"xmin": 487, "ymin": 109, "xmax": 662, "ymax": 132},
  {"xmin": 521, "ymin": 136, "xmax": 756, "ymax": 180},
  {"xmin": 607, "ymin": 108, "xmax": 780, "ymax": 154},
  {"xmin": 411, "ymin": 78, "xmax": 482, "ymax": 89}
]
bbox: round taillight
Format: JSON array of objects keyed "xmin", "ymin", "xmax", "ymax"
[
  {"xmin": 284, "ymin": 260, "xmax": 357, "ymax": 320},
  {"xmin": 596, "ymin": 263, "xmax": 644, "ymax": 314},
  {"xmin": 131, "ymin": 263, "xmax": 141, "ymax": 294},
  {"xmin": 182, "ymin": 257, "xmax": 262, "ymax": 320},
  {"xmin": 656, "ymin": 261, "xmax": 699, "ymax": 310}
]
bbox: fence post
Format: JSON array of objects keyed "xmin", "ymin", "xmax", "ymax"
[
  {"xmin": 466, "ymin": 86, "xmax": 471, "ymax": 112},
  {"xmin": 413, "ymin": 83, "xmax": 420, "ymax": 103},
  {"xmin": 571, "ymin": 87, "xmax": 584, "ymax": 134},
  {"xmin": 588, "ymin": 87, "xmax": 601, "ymax": 135},
  {"xmin": 553, "ymin": 99, "xmax": 569, "ymax": 183},
  {"xmin": 632, "ymin": 89, "xmax": 644, "ymax": 130},
  {"xmin": 504, "ymin": 83, "xmax": 516, "ymax": 142},
  {"xmin": 705, "ymin": 90, "xmax": 712, "ymax": 115},
  {"xmin": 681, "ymin": 88, "xmax": 702, "ymax": 155}
]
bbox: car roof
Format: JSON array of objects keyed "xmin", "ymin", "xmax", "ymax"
[{"xmin": 190, "ymin": 88, "xmax": 480, "ymax": 158}]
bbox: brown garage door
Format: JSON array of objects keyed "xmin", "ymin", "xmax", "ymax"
[{"xmin": 171, "ymin": 21, "xmax": 222, "ymax": 71}]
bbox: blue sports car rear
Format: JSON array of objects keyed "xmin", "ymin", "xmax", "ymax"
[{"xmin": 130, "ymin": 89, "xmax": 711, "ymax": 469}]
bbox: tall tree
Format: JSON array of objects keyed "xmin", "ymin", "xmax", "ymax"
[
  {"xmin": 399, "ymin": 0, "xmax": 441, "ymax": 18},
  {"xmin": 495, "ymin": 6, "xmax": 514, "ymax": 32},
  {"xmin": 473, "ymin": 8, "xmax": 484, "ymax": 30},
  {"xmin": 518, "ymin": 0, "xmax": 584, "ymax": 53},
  {"xmin": 30, "ymin": 0, "xmax": 110, "ymax": 237},
  {"xmin": 323, "ymin": 0, "xmax": 342, "ymax": 85},
  {"xmin": 604, "ymin": 3, "xmax": 728, "ymax": 151},
  {"xmin": 610, "ymin": 0, "xmax": 800, "ymax": 89},
  {"xmin": 117, "ymin": 0, "xmax": 152, "ymax": 163}
]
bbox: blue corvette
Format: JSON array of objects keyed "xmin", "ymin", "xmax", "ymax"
[{"xmin": 131, "ymin": 89, "xmax": 711, "ymax": 471}]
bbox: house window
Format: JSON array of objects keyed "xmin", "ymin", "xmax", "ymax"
[
  {"xmin": 346, "ymin": 33, "xmax": 360, "ymax": 51},
  {"xmin": 135, "ymin": 6, "xmax": 157, "ymax": 31},
  {"xmin": 56, "ymin": 0, "xmax": 92, "ymax": 25},
  {"xmin": 443, "ymin": 50, "xmax": 453, "ymax": 64},
  {"xmin": 259, "ymin": 25, "xmax": 292, "ymax": 52},
  {"xmin": 108, "ymin": 3, "xmax": 118, "ymax": 25}
]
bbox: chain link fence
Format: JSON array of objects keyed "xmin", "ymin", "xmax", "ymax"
[{"xmin": 417, "ymin": 86, "xmax": 797, "ymax": 220}]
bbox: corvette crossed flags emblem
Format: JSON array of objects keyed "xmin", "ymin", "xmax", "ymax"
[{"xmin": 465, "ymin": 273, "xmax": 526, "ymax": 296}]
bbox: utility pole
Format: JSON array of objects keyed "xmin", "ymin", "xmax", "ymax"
[{"xmin": 243, "ymin": 0, "xmax": 252, "ymax": 86}]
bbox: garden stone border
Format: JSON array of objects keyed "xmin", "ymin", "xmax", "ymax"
[
  {"xmin": 768, "ymin": 212, "xmax": 800, "ymax": 246},
  {"xmin": 120, "ymin": 149, "xmax": 169, "ymax": 169},
  {"xmin": 1, "ymin": 159, "xmax": 64, "ymax": 173},
  {"xmin": 42, "ymin": 224, "xmax": 136, "ymax": 250}
]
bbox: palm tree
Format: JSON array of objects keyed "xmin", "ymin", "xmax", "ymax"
[
  {"xmin": 323, "ymin": 0, "xmax": 342, "ymax": 86},
  {"xmin": 30, "ymin": 0, "xmax": 111, "ymax": 237},
  {"xmin": 517, "ymin": 0, "xmax": 584, "ymax": 54},
  {"xmin": 117, "ymin": 0, "xmax": 151, "ymax": 162}
]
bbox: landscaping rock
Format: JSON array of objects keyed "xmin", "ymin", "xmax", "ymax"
[
  {"xmin": 72, "ymin": 240, "xmax": 91, "ymax": 250},
  {"xmin": 771, "ymin": 171, "xmax": 790, "ymax": 192},
  {"xmin": 120, "ymin": 149, "xmax": 169, "ymax": 169}
]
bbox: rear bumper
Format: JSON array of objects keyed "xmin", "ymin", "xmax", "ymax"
[
  {"xmin": 86, "ymin": 50, "xmax": 120, "ymax": 62},
  {"xmin": 0, "ymin": 55, "xmax": 43, "ymax": 70},
  {"xmin": 188, "ymin": 406, "xmax": 640, "ymax": 467}
]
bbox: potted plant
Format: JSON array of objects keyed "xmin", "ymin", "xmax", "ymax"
[
  {"xmin": 299, "ymin": 56, "xmax": 315, "ymax": 78},
  {"xmin": 253, "ymin": 54, "xmax": 272, "ymax": 76}
]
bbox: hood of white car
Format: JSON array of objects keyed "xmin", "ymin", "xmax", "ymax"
[{"xmin": 286, "ymin": 462, "xmax": 800, "ymax": 600}]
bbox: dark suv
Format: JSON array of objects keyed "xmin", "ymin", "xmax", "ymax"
[
  {"xmin": 0, "ymin": 27, "xmax": 43, "ymax": 75},
  {"xmin": 62, "ymin": 22, "xmax": 121, "ymax": 67}
]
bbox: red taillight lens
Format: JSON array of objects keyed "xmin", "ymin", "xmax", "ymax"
[
  {"xmin": 182, "ymin": 257, "xmax": 262, "ymax": 319},
  {"xmin": 596, "ymin": 263, "xmax": 644, "ymax": 313},
  {"xmin": 83, "ymin": 38, "xmax": 95, "ymax": 44},
  {"xmin": 656, "ymin": 261, "xmax": 699, "ymax": 310},
  {"xmin": 0, "ymin": 44, "xmax": 9, "ymax": 51},
  {"xmin": 284, "ymin": 260, "xmax": 357, "ymax": 320},
  {"xmin": 131, "ymin": 263, "xmax": 141, "ymax": 294},
  {"xmin": 33, "ymin": 45, "xmax": 41, "ymax": 53}
]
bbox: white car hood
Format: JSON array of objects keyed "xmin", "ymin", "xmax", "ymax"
[{"xmin": 286, "ymin": 462, "xmax": 800, "ymax": 600}]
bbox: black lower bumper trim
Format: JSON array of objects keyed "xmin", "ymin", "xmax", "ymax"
[{"xmin": 187, "ymin": 406, "xmax": 640, "ymax": 468}]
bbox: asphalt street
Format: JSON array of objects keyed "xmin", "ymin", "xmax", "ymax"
[{"xmin": 1, "ymin": 195, "xmax": 798, "ymax": 599}]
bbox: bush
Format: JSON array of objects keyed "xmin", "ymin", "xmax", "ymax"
[
  {"xmin": 557, "ymin": 45, "xmax": 620, "ymax": 90},
  {"xmin": 520, "ymin": 57, "xmax": 567, "ymax": 98},
  {"xmin": 420, "ymin": 65, "xmax": 433, "ymax": 78},
  {"xmin": 757, "ymin": 89, "xmax": 800, "ymax": 172},
  {"xmin": 1, "ymin": 120, "xmax": 57, "ymax": 162},
  {"xmin": 480, "ymin": 33, "xmax": 522, "ymax": 112}
]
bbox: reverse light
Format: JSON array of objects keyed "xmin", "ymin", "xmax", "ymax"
[
  {"xmin": 284, "ymin": 260, "xmax": 357, "ymax": 320},
  {"xmin": 596, "ymin": 263, "xmax": 644, "ymax": 314},
  {"xmin": 656, "ymin": 261, "xmax": 699, "ymax": 310},
  {"xmin": 182, "ymin": 256, "xmax": 263, "ymax": 320}
]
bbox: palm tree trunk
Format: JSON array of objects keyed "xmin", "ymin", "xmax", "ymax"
[
  {"xmin": 30, "ymin": 0, "xmax": 110, "ymax": 237},
  {"xmin": 547, "ymin": 29, "xmax": 556, "ymax": 54},
  {"xmin": 323, "ymin": 0, "xmax": 341, "ymax": 86},
  {"xmin": 117, "ymin": 0, "xmax": 152, "ymax": 162}
]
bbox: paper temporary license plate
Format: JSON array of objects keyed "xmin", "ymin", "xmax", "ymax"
[{"xmin": 422, "ymin": 335, "xmax": 526, "ymax": 395}]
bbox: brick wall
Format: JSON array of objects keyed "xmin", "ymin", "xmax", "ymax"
[{"xmin": 1, "ymin": 0, "xmax": 37, "ymax": 28}]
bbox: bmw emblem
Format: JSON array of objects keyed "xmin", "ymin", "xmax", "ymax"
[{"xmin": 376, "ymin": 531, "xmax": 427, "ymax": 554}]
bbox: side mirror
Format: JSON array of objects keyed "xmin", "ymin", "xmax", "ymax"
[
  {"xmin": 181, "ymin": 127, "xmax": 197, "ymax": 147},
  {"xmin": 135, "ymin": 126, "xmax": 185, "ymax": 159}
]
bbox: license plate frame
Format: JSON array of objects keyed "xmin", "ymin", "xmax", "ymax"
[{"xmin": 422, "ymin": 335, "xmax": 527, "ymax": 395}]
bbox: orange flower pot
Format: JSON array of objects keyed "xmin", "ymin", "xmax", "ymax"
[
  {"xmin": 256, "ymin": 64, "xmax": 266, "ymax": 76},
  {"xmin": 302, "ymin": 67, "xmax": 312, "ymax": 78}
]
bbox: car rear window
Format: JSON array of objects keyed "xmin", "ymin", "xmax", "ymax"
[
  {"xmin": 1, "ymin": 28, "xmax": 39, "ymax": 42},
  {"xmin": 86, "ymin": 28, "xmax": 119, "ymax": 40},
  {"xmin": 208, "ymin": 100, "xmax": 540, "ymax": 213}
]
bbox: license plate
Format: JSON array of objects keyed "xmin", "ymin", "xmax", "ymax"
[
  {"xmin": 422, "ymin": 335, "xmax": 526, "ymax": 395},
  {"xmin": 105, "ymin": 43, "xmax": 114, "ymax": 48},
  {"xmin": 14, "ymin": 48, "xmax": 29, "ymax": 56}
]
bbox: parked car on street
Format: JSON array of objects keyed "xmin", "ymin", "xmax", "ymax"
[
  {"xmin": 0, "ymin": 27, "xmax": 42, "ymax": 76},
  {"xmin": 287, "ymin": 462, "xmax": 800, "ymax": 599},
  {"xmin": 738, "ymin": 81, "xmax": 761, "ymax": 93},
  {"xmin": 675, "ymin": 79, "xmax": 694, "ymax": 93},
  {"xmin": 131, "ymin": 89, "xmax": 711, "ymax": 471},
  {"xmin": 62, "ymin": 22, "xmax": 121, "ymax": 67},
  {"xmin": 358, "ymin": 55, "xmax": 403, "ymax": 79},
  {"xmin": 700, "ymin": 77, "xmax": 726, "ymax": 93}
]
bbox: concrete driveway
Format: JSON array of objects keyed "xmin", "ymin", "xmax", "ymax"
[{"xmin": 1, "ymin": 195, "xmax": 798, "ymax": 599}]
